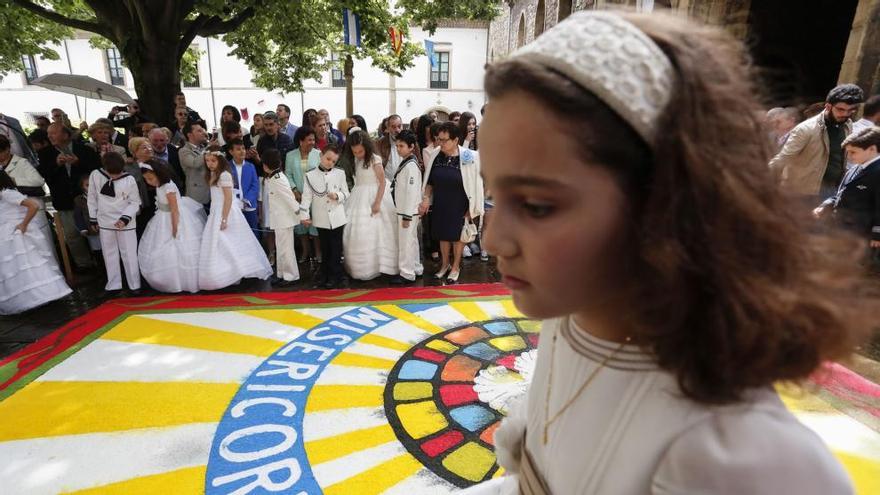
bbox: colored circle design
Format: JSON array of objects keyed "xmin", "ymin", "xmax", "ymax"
[{"xmin": 384, "ymin": 318, "xmax": 541, "ymax": 488}]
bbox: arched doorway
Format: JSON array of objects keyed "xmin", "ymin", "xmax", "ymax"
[
  {"xmin": 516, "ymin": 13, "xmax": 526, "ymax": 48},
  {"xmin": 535, "ymin": 0, "xmax": 546, "ymax": 38}
]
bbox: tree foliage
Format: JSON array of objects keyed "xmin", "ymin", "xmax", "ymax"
[{"xmin": 0, "ymin": 0, "xmax": 499, "ymax": 121}]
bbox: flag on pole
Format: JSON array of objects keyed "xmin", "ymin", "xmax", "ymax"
[
  {"xmin": 342, "ymin": 9, "xmax": 362, "ymax": 47},
  {"xmin": 425, "ymin": 40, "xmax": 436, "ymax": 68},
  {"xmin": 389, "ymin": 27, "xmax": 403, "ymax": 55}
]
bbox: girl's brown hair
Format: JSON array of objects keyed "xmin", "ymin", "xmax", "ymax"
[
  {"xmin": 344, "ymin": 130, "xmax": 377, "ymax": 169},
  {"xmin": 204, "ymin": 148, "xmax": 232, "ymax": 187},
  {"xmin": 485, "ymin": 11, "xmax": 878, "ymax": 404}
]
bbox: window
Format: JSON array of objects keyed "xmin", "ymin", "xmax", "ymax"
[
  {"xmin": 430, "ymin": 51, "xmax": 450, "ymax": 89},
  {"xmin": 105, "ymin": 47, "xmax": 125, "ymax": 86},
  {"xmin": 331, "ymin": 52, "xmax": 346, "ymax": 88},
  {"xmin": 22, "ymin": 55, "xmax": 37, "ymax": 84}
]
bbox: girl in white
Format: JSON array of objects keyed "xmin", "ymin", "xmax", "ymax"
[
  {"xmin": 342, "ymin": 129, "xmax": 398, "ymax": 280},
  {"xmin": 0, "ymin": 170, "xmax": 71, "ymax": 314},
  {"xmin": 389, "ymin": 130, "xmax": 424, "ymax": 284},
  {"xmin": 137, "ymin": 160, "xmax": 206, "ymax": 293},
  {"xmin": 198, "ymin": 149, "xmax": 272, "ymax": 290},
  {"xmin": 87, "ymin": 151, "xmax": 142, "ymax": 292},
  {"xmin": 465, "ymin": 11, "xmax": 869, "ymax": 495}
]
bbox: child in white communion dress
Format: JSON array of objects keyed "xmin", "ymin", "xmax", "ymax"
[
  {"xmin": 0, "ymin": 170, "xmax": 71, "ymax": 315},
  {"xmin": 137, "ymin": 159, "xmax": 206, "ymax": 293},
  {"xmin": 198, "ymin": 149, "xmax": 272, "ymax": 290},
  {"xmin": 462, "ymin": 10, "xmax": 870, "ymax": 495}
]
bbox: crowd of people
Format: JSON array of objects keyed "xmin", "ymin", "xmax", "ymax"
[{"xmin": 0, "ymin": 95, "xmax": 492, "ymax": 314}]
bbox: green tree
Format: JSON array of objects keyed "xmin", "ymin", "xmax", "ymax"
[{"xmin": 0, "ymin": 1, "xmax": 499, "ymax": 126}]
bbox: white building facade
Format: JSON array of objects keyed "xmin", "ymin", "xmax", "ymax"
[{"xmin": 0, "ymin": 20, "xmax": 488, "ymax": 132}]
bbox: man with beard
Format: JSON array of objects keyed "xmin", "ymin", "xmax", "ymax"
[
  {"xmin": 255, "ymin": 111, "xmax": 294, "ymax": 167},
  {"xmin": 376, "ymin": 114, "xmax": 403, "ymax": 181},
  {"xmin": 770, "ymin": 84, "xmax": 864, "ymax": 200}
]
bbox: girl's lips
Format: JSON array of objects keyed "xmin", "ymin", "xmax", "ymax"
[{"xmin": 502, "ymin": 275, "xmax": 530, "ymax": 290}]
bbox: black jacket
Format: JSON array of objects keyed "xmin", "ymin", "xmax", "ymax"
[
  {"xmin": 38, "ymin": 141, "xmax": 101, "ymax": 211},
  {"xmin": 832, "ymin": 157, "xmax": 880, "ymax": 241}
]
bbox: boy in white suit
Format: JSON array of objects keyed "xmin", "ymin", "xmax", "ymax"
[
  {"xmin": 260, "ymin": 149, "xmax": 300, "ymax": 285},
  {"xmin": 300, "ymin": 144, "xmax": 349, "ymax": 289},
  {"xmin": 390, "ymin": 130, "xmax": 424, "ymax": 284},
  {"xmin": 87, "ymin": 151, "xmax": 142, "ymax": 292}
]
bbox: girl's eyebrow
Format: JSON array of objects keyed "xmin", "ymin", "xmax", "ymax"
[{"xmin": 494, "ymin": 175, "xmax": 573, "ymax": 190}]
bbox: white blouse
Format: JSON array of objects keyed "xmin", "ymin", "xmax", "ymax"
[{"xmin": 464, "ymin": 317, "xmax": 853, "ymax": 495}]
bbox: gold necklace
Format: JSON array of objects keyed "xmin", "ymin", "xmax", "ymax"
[{"xmin": 543, "ymin": 323, "xmax": 630, "ymax": 445}]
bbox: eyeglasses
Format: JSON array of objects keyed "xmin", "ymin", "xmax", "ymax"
[{"xmin": 436, "ymin": 138, "xmax": 452, "ymax": 144}]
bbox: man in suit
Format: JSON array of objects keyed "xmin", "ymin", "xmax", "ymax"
[
  {"xmin": 0, "ymin": 113, "xmax": 37, "ymax": 164},
  {"xmin": 38, "ymin": 123, "xmax": 101, "ymax": 269},
  {"xmin": 178, "ymin": 121, "xmax": 210, "ymax": 207},
  {"xmin": 815, "ymin": 127, "xmax": 880, "ymax": 254},
  {"xmin": 377, "ymin": 114, "xmax": 403, "ymax": 181},
  {"xmin": 148, "ymin": 128, "xmax": 185, "ymax": 194}
]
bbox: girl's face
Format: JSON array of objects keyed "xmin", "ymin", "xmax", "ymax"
[
  {"xmin": 222, "ymin": 109, "xmax": 234, "ymax": 122},
  {"xmin": 480, "ymin": 91, "xmax": 628, "ymax": 320},
  {"xmin": 395, "ymin": 141, "xmax": 414, "ymax": 157},
  {"xmin": 467, "ymin": 118, "xmax": 477, "ymax": 132},
  {"xmin": 143, "ymin": 171, "xmax": 159, "ymax": 188},
  {"xmin": 254, "ymin": 115, "xmax": 263, "ymax": 131},
  {"xmin": 136, "ymin": 142, "xmax": 153, "ymax": 162},
  {"xmin": 205, "ymin": 154, "xmax": 218, "ymax": 171},
  {"xmin": 351, "ymin": 144, "xmax": 366, "ymax": 160}
]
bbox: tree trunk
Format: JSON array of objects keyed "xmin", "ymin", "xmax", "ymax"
[
  {"xmin": 121, "ymin": 40, "xmax": 182, "ymax": 128},
  {"xmin": 345, "ymin": 55, "xmax": 354, "ymax": 117}
]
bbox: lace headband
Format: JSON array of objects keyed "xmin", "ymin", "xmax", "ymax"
[
  {"xmin": 509, "ymin": 11, "xmax": 674, "ymax": 143},
  {"xmin": 206, "ymin": 150, "xmax": 225, "ymax": 157},
  {"xmin": 348, "ymin": 126, "xmax": 363, "ymax": 136},
  {"xmin": 139, "ymin": 164, "xmax": 154, "ymax": 173}
]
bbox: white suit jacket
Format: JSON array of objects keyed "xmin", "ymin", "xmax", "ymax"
[
  {"xmin": 264, "ymin": 172, "xmax": 300, "ymax": 230},
  {"xmin": 87, "ymin": 170, "xmax": 141, "ymax": 230},
  {"xmin": 300, "ymin": 167, "xmax": 349, "ymax": 230},
  {"xmin": 393, "ymin": 156, "xmax": 422, "ymax": 221}
]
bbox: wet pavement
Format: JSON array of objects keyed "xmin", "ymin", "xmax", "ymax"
[{"xmin": 0, "ymin": 255, "xmax": 502, "ymax": 360}]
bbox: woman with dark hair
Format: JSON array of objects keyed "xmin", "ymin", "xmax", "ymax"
[
  {"xmin": 221, "ymin": 105, "xmax": 242, "ymax": 123},
  {"xmin": 302, "ymin": 108, "xmax": 318, "ymax": 128},
  {"xmin": 458, "ymin": 111, "xmax": 478, "ymax": 150},
  {"xmin": 349, "ymin": 114, "xmax": 368, "ymax": 133},
  {"xmin": 415, "ymin": 114, "xmax": 435, "ymax": 162},
  {"xmin": 419, "ymin": 122, "xmax": 483, "ymax": 283},
  {"xmin": 0, "ymin": 169, "xmax": 71, "ymax": 314},
  {"xmin": 137, "ymin": 159, "xmax": 206, "ymax": 293},
  {"xmin": 463, "ymin": 10, "xmax": 875, "ymax": 495},
  {"xmin": 249, "ymin": 113, "xmax": 264, "ymax": 148},
  {"xmin": 286, "ymin": 126, "xmax": 321, "ymax": 263},
  {"xmin": 342, "ymin": 130, "xmax": 398, "ymax": 280},
  {"xmin": 448, "ymin": 111, "xmax": 461, "ymax": 125}
]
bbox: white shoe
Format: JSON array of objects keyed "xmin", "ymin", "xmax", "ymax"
[
  {"xmin": 447, "ymin": 270, "xmax": 460, "ymax": 283},
  {"xmin": 463, "ymin": 245, "xmax": 472, "ymax": 258},
  {"xmin": 435, "ymin": 264, "xmax": 452, "ymax": 279}
]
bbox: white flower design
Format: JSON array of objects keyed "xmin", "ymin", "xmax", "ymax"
[{"xmin": 473, "ymin": 349, "xmax": 538, "ymax": 414}]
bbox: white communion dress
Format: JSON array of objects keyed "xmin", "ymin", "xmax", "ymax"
[
  {"xmin": 461, "ymin": 316, "xmax": 853, "ymax": 495},
  {"xmin": 343, "ymin": 155, "xmax": 398, "ymax": 280},
  {"xmin": 0, "ymin": 188, "xmax": 71, "ymax": 314},
  {"xmin": 198, "ymin": 171, "xmax": 272, "ymax": 290},
  {"xmin": 138, "ymin": 181, "xmax": 207, "ymax": 293}
]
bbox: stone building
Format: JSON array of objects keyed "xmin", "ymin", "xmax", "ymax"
[{"xmin": 488, "ymin": 0, "xmax": 880, "ymax": 106}]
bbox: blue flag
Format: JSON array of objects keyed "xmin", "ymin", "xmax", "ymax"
[
  {"xmin": 342, "ymin": 9, "xmax": 362, "ymax": 47},
  {"xmin": 425, "ymin": 40, "xmax": 436, "ymax": 68}
]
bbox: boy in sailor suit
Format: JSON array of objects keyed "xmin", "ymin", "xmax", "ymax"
[
  {"xmin": 260, "ymin": 149, "xmax": 301, "ymax": 285},
  {"xmin": 300, "ymin": 144, "xmax": 349, "ymax": 289},
  {"xmin": 87, "ymin": 151, "xmax": 142, "ymax": 292},
  {"xmin": 390, "ymin": 130, "xmax": 424, "ymax": 284}
]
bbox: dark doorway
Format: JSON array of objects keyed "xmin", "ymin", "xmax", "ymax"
[{"xmin": 747, "ymin": 0, "xmax": 858, "ymax": 107}]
